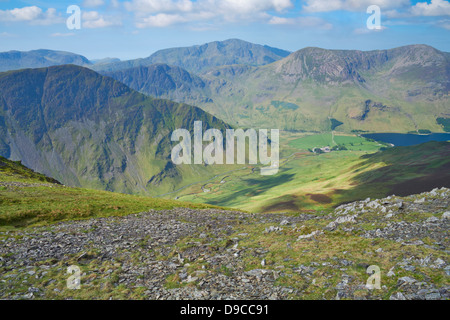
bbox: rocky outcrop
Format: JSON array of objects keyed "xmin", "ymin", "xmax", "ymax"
[{"xmin": 0, "ymin": 188, "xmax": 448, "ymax": 300}]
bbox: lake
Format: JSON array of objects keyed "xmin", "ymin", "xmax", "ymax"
[{"xmin": 362, "ymin": 133, "xmax": 450, "ymax": 147}]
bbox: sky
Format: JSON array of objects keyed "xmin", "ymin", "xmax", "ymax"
[{"xmin": 0, "ymin": 0, "xmax": 449, "ymax": 60}]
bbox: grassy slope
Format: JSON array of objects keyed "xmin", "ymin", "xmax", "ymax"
[
  {"xmin": 0, "ymin": 156, "xmax": 222, "ymax": 229},
  {"xmin": 171, "ymin": 135, "xmax": 450, "ymax": 213}
]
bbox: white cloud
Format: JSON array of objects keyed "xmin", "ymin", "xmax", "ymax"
[
  {"xmin": 269, "ymin": 16, "xmax": 333, "ymax": 29},
  {"xmin": 0, "ymin": 6, "xmax": 63, "ymax": 25},
  {"xmin": 136, "ymin": 13, "xmax": 186, "ymax": 27},
  {"xmin": 411, "ymin": 0, "xmax": 450, "ymax": 16},
  {"xmin": 303, "ymin": 0, "xmax": 409, "ymax": 12},
  {"xmin": 51, "ymin": 32, "xmax": 76, "ymax": 37},
  {"xmin": 125, "ymin": 0, "xmax": 294, "ymax": 14},
  {"xmin": 213, "ymin": 0, "xmax": 293, "ymax": 15},
  {"xmin": 2, "ymin": 6, "xmax": 42, "ymax": 21},
  {"xmin": 124, "ymin": 0, "xmax": 194, "ymax": 13},
  {"xmin": 378, "ymin": 1, "xmax": 450, "ymax": 19},
  {"xmin": 125, "ymin": 0, "xmax": 295, "ymax": 27},
  {"xmin": 82, "ymin": 10, "xmax": 122, "ymax": 28},
  {"xmin": 269, "ymin": 16, "xmax": 295, "ymax": 25},
  {"xmin": 110, "ymin": 0, "xmax": 121, "ymax": 9},
  {"xmin": 83, "ymin": 0, "xmax": 106, "ymax": 8}
]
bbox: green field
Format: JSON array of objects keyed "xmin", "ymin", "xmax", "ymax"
[
  {"xmin": 173, "ymin": 151, "xmax": 375, "ymax": 212},
  {"xmin": 162, "ymin": 132, "xmax": 384, "ymax": 211},
  {"xmin": 288, "ymin": 133, "xmax": 384, "ymax": 152}
]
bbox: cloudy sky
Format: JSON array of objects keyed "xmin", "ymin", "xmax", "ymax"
[{"xmin": 0, "ymin": 0, "xmax": 449, "ymax": 60}]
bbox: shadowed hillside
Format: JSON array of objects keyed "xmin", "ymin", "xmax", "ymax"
[{"xmin": 0, "ymin": 65, "xmax": 230, "ymax": 195}]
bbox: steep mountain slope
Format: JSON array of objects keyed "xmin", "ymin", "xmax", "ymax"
[
  {"xmin": 0, "ymin": 65, "xmax": 230, "ymax": 195},
  {"xmin": 273, "ymin": 45, "xmax": 448, "ymax": 87},
  {"xmin": 0, "ymin": 155, "xmax": 60, "ymax": 185},
  {"xmin": 92, "ymin": 39, "xmax": 291, "ymax": 73},
  {"xmin": 104, "ymin": 64, "xmax": 211, "ymax": 105},
  {"xmin": 0, "ymin": 49, "xmax": 92, "ymax": 72}
]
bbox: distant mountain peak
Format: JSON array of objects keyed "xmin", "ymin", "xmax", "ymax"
[
  {"xmin": 92, "ymin": 39, "xmax": 291, "ymax": 74},
  {"xmin": 0, "ymin": 49, "xmax": 92, "ymax": 72}
]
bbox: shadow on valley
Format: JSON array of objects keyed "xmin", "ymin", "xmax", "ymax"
[
  {"xmin": 205, "ymin": 173, "xmax": 295, "ymax": 207},
  {"xmin": 333, "ymin": 141, "xmax": 450, "ymax": 206}
]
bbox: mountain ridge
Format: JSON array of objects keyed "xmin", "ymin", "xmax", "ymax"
[
  {"xmin": 92, "ymin": 39, "xmax": 292, "ymax": 73},
  {"xmin": 0, "ymin": 49, "xmax": 92, "ymax": 72}
]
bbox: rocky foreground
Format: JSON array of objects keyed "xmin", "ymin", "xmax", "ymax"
[{"xmin": 0, "ymin": 188, "xmax": 449, "ymax": 300}]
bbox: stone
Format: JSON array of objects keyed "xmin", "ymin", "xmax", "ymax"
[
  {"xmin": 297, "ymin": 230, "xmax": 323, "ymax": 240},
  {"xmin": 434, "ymin": 258, "xmax": 446, "ymax": 268},
  {"xmin": 401, "ymin": 240, "xmax": 424, "ymax": 246},
  {"xmin": 398, "ymin": 276, "xmax": 417, "ymax": 285},
  {"xmin": 1, "ymin": 191, "xmax": 448, "ymax": 301},
  {"xmin": 334, "ymin": 215, "xmax": 357, "ymax": 224},
  {"xmin": 387, "ymin": 269, "xmax": 395, "ymax": 277},
  {"xmin": 414, "ymin": 198, "xmax": 426, "ymax": 204},
  {"xmin": 265, "ymin": 226, "xmax": 282, "ymax": 233},
  {"xmin": 389, "ymin": 292, "xmax": 406, "ymax": 300},
  {"xmin": 444, "ymin": 266, "xmax": 450, "ymax": 276},
  {"xmin": 425, "ymin": 291, "xmax": 441, "ymax": 300},
  {"xmin": 325, "ymin": 221, "xmax": 337, "ymax": 230},
  {"xmin": 425, "ymin": 216, "xmax": 440, "ymax": 224}
]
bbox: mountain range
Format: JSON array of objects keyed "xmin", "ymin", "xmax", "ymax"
[
  {"xmin": 103, "ymin": 43, "xmax": 450, "ymax": 132},
  {"xmin": 2, "ymin": 41, "xmax": 448, "ymax": 134},
  {"xmin": 91, "ymin": 39, "xmax": 291, "ymax": 73},
  {"xmin": 0, "ymin": 39, "xmax": 449, "ymax": 204}
]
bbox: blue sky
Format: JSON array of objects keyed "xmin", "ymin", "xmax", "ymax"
[{"xmin": 0, "ymin": 0, "xmax": 449, "ymax": 60}]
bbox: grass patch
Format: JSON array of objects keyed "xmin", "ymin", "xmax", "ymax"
[{"xmin": 0, "ymin": 185, "xmax": 222, "ymax": 228}]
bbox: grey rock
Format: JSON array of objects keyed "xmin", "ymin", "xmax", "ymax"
[
  {"xmin": 389, "ymin": 292, "xmax": 406, "ymax": 300},
  {"xmin": 398, "ymin": 277, "xmax": 417, "ymax": 285},
  {"xmin": 425, "ymin": 291, "xmax": 441, "ymax": 300}
]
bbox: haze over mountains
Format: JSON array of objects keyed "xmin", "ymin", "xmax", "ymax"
[{"xmin": 0, "ymin": 49, "xmax": 92, "ymax": 72}]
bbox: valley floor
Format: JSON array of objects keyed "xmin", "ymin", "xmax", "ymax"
[{"xmin": 1, "ymin": 188, "xmax": 448, "ymax": 300}]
